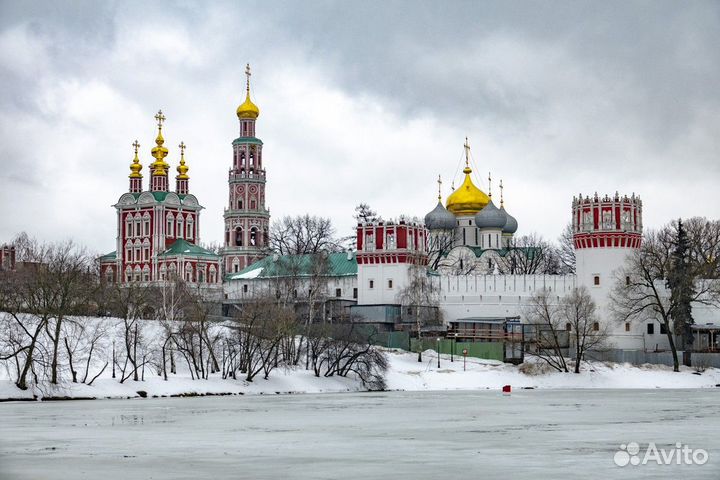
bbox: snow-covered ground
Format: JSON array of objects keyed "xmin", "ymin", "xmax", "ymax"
[{"xmin": 3, "ymin": 349, "xmax": 720, "ymax": 401}]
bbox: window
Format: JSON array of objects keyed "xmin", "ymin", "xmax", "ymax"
[
  {"xmin": 592, "ymin": 322, "xmax": 599, "ymax": 331},
  {"xmin": 647, "ymin": 323, "xmax": 655, "ymax": 335},
  {"xmin": 625, "ymin": 276, "xmax": 630, "ymax": 286},
  {"xmin": 125, "ymin": 218, "xmax": 132, "ymax": 238},
  {"xmin": 250, "ymin": 227, "xmax": 257, "ymax": 246},
  {"xmin": 177, "ymin": 216, "xmax": 184, "ymax": 238},
  {"xmin": 593, "ymin": 275, "xmax": 600, "ymax": 286},
  {"xmin": 365, "ymin": 234, "xmax": 375, "ymax": 251},
  {"xmin": 243, "ymin": 284, "xmax": 248, "ymax": 293},
  {"xmin": 386, "ymin": 233, "xmax": 395, "ymax": 250},
  {"xmin": 235, "ymin": 227, "xmax": 243, "ymax": 246},
  {"xmin": 335, "ymin": 288, "xmax": 342, "ymax": 297},
  {"xmin": 388, "ymin": 279, "xmax": 393, "ymax": 289},
  {"xmin": 167, "ymin": 214, "xmax": 174, "ymax": 237},
  {"xmin": 625, "ymin": 322, "xmax": 631, "ymax": 332},
  {"xmin": 186, "ymin": 218, "xmax": 194, "ymax": 239},
  {"xmin": 369, "ymin": 280, "xmax": 374, "ymax": 289},
  {"xmin": 660, "ymin": 323, "xmax": 667, "ymax": 335},
  {"xmin": 352, "ymin": 288, "xmax": 358, "ymax": 299},
  {"xmin": 566, "ymin": 323, "xmax": 572, "ymax": 332}
]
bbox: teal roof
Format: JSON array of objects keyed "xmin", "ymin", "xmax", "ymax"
[
  {"xmin": 158, "ymin": 239, "xmax": 220, "ymax": 258},
  {"xmin": 227, "ymin": 252, "xmax": 357, "ymax": 280},
  {"xmin": 443, "ymin": 246, "xmax": 540, "ymax": 259},
  {"xmin": 99, "ymin": 251, "xmax": 117, "ymax": 262},
  {"xmin": 232, "ymin": 136, "xmax": 263, "ymax": 146},
  {"xmin": 152, "ymin": 191, "xmax": 169, "ymax": 202}
]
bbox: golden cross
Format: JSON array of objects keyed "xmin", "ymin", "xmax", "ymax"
[
  {"xmin": 178, "ymin": 141, "xmax": 186, "ymax": 157},
  {"xmin": 245, "ymin": 63, "xmax": 252, "ymax": 92},
  {"xmin": 463, "ymin": 137, "xmax": 470, "ymax": 167},
  {"xmin": 437, "ymin": 174, "xmax": 442, "ymax": 201},
  {"xmin": 488, "ymin": 171, "xmax": 492, "ymax": 197},
  {"xmin": 132, "ymin": 140, "xmax": 140, "ymax": 155},
  {"xmin": 155, "ymin": 110, "xmax": 166, "ymax": 129}
]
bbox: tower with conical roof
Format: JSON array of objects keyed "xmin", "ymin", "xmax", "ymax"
[{"xmin": 222, "ymin": 64, "xmax": 270, "ymax": 274}]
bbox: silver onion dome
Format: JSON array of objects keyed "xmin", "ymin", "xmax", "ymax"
[
  {"xmin": 424, "ymin": 201, "xmax": 457, "ymax": 230},
  {"xmin": 474, "ymin": 200, "xmax": 507, "ymax": 229}
]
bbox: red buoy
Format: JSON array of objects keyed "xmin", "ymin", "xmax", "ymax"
[{"xmin": 502, "ymin": 385, "xmax": 512, "ymax": 395}]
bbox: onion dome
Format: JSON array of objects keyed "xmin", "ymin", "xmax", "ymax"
[
  {"xmin": 446, "ymin": 165, "xmax": 490, "ymax": 215},
  {"xmin": 498, "ymin": 180, "xmax": 518, "ymax": 234},
  {"xmin": 129, "ymin": 140, "xmax": 142, "ymax": 178},
  {"xmin": 501, "ymin": 206, "xmax": 518, "ymax": 234},
  {"xmin": 176, "ymin": 141, "xmax": 189, "ymax": 180},
  {"xmin": 237, "ymin": 63, "xmax": 260, "ymax": 119},
  {"xmin": 475, "ymin": 199, "xmax": 507, "ymax": 229},
  {"xmin": 446, "ymin": 139, "xmax": 490, "ymax": 215},
  {"xmin": 425, "ymin": 201, "xmax": 456, "ymax": 230},
  {"xmin": 150, "ymin": 110, "xmax": 170, "ymax": 175}
]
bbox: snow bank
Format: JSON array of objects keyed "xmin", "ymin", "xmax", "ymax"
[{"xmin": 2, "ymin": 349, "xmax": 719, "ymax": 401}]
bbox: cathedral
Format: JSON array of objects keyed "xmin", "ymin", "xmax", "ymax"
[{"xmin": 100, "ymin": 66, "xmax": 715, "ymax": 355}]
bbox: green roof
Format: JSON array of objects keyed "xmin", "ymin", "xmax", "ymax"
[
  {"xmin": 152, "ymin": 191, "xmax": 169, "ymax": 202},
  {"xmin": 158, "ymin": 239, "xmax": 220, "ymax": 258},
  {"xmin": 443, "ymin": 246, "xmax": 541, "ymax": 259},
  {"xmin": 232, "ymin": 136, "xmax": 263, "ymax": 146},
  {"xmin": 99, "ymin": 251, "xmax": 117, "ymax": 261},
  {"xmin": 227, "ymin": 252, "xmax": 357, "ymax": 280}
]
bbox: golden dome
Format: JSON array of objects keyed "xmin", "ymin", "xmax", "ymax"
[
  {"xmin": 237, "ymin": 92, "xmax": 260, "ymax": 119},
  {"xmin": 237, "ymin": 63, "xmax": 260, "ymax": 119},
  {"xmin": 149, "ymin": 111, "xmax": 170, "ymax": 175},
  {"xmin": 129, "ymin": 140, "xmax": 142, "ymax": 178},
  {"xmin": 176, "ymin": 141, "xmax": 189, "ymax": 180},
  {"xmin": 446, "ymin": 166, "xmax": 490, "ymax": 215}
]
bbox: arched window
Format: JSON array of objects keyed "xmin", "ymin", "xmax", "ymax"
[
  {"xmin": 134, "ymin": 215, "xmax": 141, "ymax": 237},
  {"xmin": 209, "ymin": 265, "xmax": 217, "ymax": 283},
  {"xmin": 186, "ymin": 217, "xmax": 194, "ymax": 240},
  {"xmin": 143, "ymin": 213, "xmax": 151, "ymax": 236},
  {"xmin": 134, "ymin": 265, "xmax": 141, "ymax": 282},
  {"xmin": 125, "ymin": 240, "xmax": 132, "ymax": 262},
  {"xmin": 177, "ymin": 215, "xmax": 184, "ymax": 239},
  {"xmin": 142, "ymin": 265, "xmax": 150, "ymax": 282},
  {"xmin": 237, "ymin": 199, "xmax": 243, "ymax": 209},
  {"xmin": 159, "ymin": 263, "xmax": 167, "ymax": 281},
  {"xmin": 167, "ymin": 213, "xmax": 175, "ymax": 237},
  {"xmin": 198, "ymin": 268, "xmax": 205, "ymax": 283},
  {"xmin": 185, "ymin": 263, "xmax": 193, "ymax": 282},
  {"xmin": 232, "ymin": 258, "xmax": 240, "ymax": 273},
  {"xmin": 125, "ymin": 216, "xmax": 133, "ymax": 238},
  {"xmin": 235, "ymin": 227, "xmax": 243, "ymax": 246},
  {"xmin": 169, "ymin": 262, "xmax": 177, "ymax": 279},
  {"xmin": 250, "ymin": 227, "xmax": 257, "ymax": 246},
  {"xmin": 142, "ymin": 239, "xmax": 150, "ymax": 262},
  {"xmin": 125, "ymin": 266, "xmax": 132, "ymax": 283},
  {"xmin": 134, "ymin": 239, "xmax": 141, "ymax": 262}
]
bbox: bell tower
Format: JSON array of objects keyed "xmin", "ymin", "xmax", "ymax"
[{"xmin": 221, "ymin": 64, "xmax": 270, "ymax": 274}]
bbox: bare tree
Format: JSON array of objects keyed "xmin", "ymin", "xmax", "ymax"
[
  {"xmin": 498, "ymin": 233, "xmax": 560, "ymax": 274},
  {"xmin": 397, "ymin": 263, "xmax": 441, "ymax": 362},
  {"xmin": 557, "ymin": 222, "xmax": 576, "ymax": 274},
  {"xmin": 426, "ymin": 230, "xmax": 458, "ymax": 270},
  {"xmin": 269, "ymin": 215, "xmax": 342, "ymax": 255},
  {"xmin": 561, "ymin": 287, "xmax": 607, "ymax": 373},
  {"xmin": 610, "ymin": 228, "xmax": 720, "ymax": 372},
  {"xmin": 523, "ymin": 288, "xmax": 569, "ymax": 372}
]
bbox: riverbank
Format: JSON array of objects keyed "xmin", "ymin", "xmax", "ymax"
[{"xmin": 2, "ymin": 349, "xmax": 719, "ymax": 401}]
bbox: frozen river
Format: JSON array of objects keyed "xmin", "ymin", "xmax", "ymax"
[{"xmin": 1, "ymin": 389, "xmax": 719, "ymax": 479}]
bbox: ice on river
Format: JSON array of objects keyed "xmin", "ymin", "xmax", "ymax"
[{"xmin": 1, "ymin": 389, "xmax": 719, "ymax": 479}]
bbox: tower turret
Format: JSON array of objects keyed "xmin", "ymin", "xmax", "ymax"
[
  {"xmin": 222, "ymin": 64, "xmax": 270, "ymax": 274},
  {"xmin": 149, "ymin": 110, "xmax": 170, "ymax": 192},
  {"xmin": 176, "ymin": 141, "xmax": 189, "ymax": 195},
  {"xmin": 129, "ymin": 140, "xmax": 143, "ymax": 193}
]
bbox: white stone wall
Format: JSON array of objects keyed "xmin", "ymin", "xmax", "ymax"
[{"xmin": 357, "ymin": 263, "xmax": 412, "ymax": 305}]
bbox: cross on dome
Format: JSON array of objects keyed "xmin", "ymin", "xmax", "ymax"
[{"xmin": 155, "ymin": 110, "xmax": 166, "ymax": 130}]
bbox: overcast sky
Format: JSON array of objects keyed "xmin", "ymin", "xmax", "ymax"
[{"xmin": 1, "ymin": 1, "xmax": 718, "ymax": 254}]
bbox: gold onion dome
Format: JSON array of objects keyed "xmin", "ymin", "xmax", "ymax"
[
  {"xmin": 176, "ymin": 142, "xmax": 189, "ymax": 179},
  {"xmin": 129, "ymin": 140, "xmax": 142, "ymax": 178},
  {"xmin": 446, "ymin": 166, "xmax": 490, "ymax": 216},
  {"xmin": 237, "ymin": 63, "xmax": 260, "ymax": 119},
  {"xmin": 150, "ymin": 110, "xmax": 170, "ymax": 175}
]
